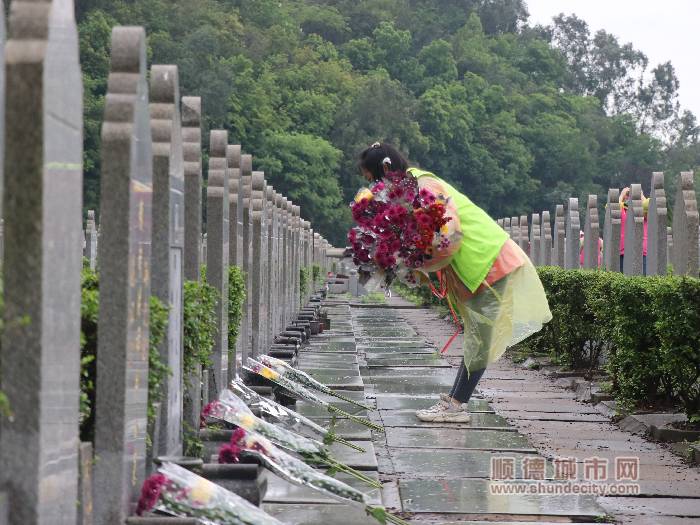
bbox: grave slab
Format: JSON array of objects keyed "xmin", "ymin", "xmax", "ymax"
[
  {"xmin": 263, "ymin": 471, "xmax": 381, "ymax": 504},
  {"xmin": 379, "ymin": 410, "xmax": 511, "ymax": 430},
  {"xmin": 375, "ymin": 396, "xmax": 492, "ymax": 412},
  {"xmin": 262, "ymin": 503, "xmax": 377, "ymax": 525}
]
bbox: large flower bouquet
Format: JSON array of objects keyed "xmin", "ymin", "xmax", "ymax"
[
  {"xmin": 230, "ymin": 379, "xmax": 365, "ymax": 453},
  {"xmin": 136, "ymin": 462, "xmax": 284, "ymax": 524},
  {"xmin": 258, "ymin": 354, "xmax": 372, "ymax": 411},
  {"xmin": 245, "ymin": 358, "xmax": 383, "ymax": 432},
  {"xmin": 219, "ymin": 428, "xmax": 410, "ymax": 525},
  {"xmin": 349, "ymin": 170, "xmax": 454, "ymax": 287},
  {"xmin": 204, "ymin": 390, "xmax": 379, "ymax": 488}
]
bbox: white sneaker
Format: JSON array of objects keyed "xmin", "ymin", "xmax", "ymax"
[{"xmin": 416, "ymin": 395, "xmax": 471, "ymax": 423}]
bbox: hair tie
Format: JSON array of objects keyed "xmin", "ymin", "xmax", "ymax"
[
  {"xmin": 382, "ymin": 156, "xmax": 392, "ymax": 166},
  {"xmin": 371, "ymin": 141, "xmax": 381, "ymax": 149}
]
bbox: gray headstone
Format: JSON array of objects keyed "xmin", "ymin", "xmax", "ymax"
[
  {"xmin": 517, "ymin": 215, "xmax": 528, "ymax": 253},
  {"xmin": 503, "ymin": 217, "xmax": 511, "ymax": 237},
  {"xmin": 582, "ymin": 195, "xmax": 600, "ymax": 269},
  {"xmin": 671, "ymin": 172, "xmax": 699, "ymax": 276},
  {"xmin": 496, "ymin": 218, "xmax": 504, "ymax": 229},
  {"xmin": 564, "ymin": 198, "xmax": 580, "ymax": 269},
  {"xmin": 510, "ymin": 216, "xmax": 519, "ymax": 244},
  {"xmin": 552, "ymin": 205, "xmax": 565, "ymax": 267},
  {"xmin": 540, "ymin": 210, "xmax": 552, "ymax": 265},
  {"xmin": 622, "ymin": 184, "xmax": 644, "ymax": 276},
  {"xmin": 240, "ymin": 154, "xmax": 253, "ymax": 363},
  {"xmin": 529, "ymin": 213, "xmax": 541, "ymax": 265},
  {"xmin": 226, "ymin": 145, "xmax": 242, "ymax": 379},
  {"xmin": 666, "ymin": 226, "xmax": 673, "ymax": 267},
  {"xmin": 603, "ymin": 189, "xmax": 621, "ymax": 272},
  {"xmin": 0, "ymin": 2, "xmax": 82, "ymax": 523},
  {"xmin": 182, "ymin": 96, "xmax": 202, "ymax": 282},
  {"xmin": 181, "ymin": 96, "xmax": 202, "ymax": 436},
  {"xmin": 85, "ymin": 209, "xmax": 98, "ymax": 269},
  {"xmin": 93, "ymin": 27, "xmax": 152, "ymax": 522},
  {"xmin": 647, "ymin": 172, "xmax": 667, "ymax": 276},
  {"xmin": 149, "ymin": 64, "xmax": 185, "ymax": 456},
  {"xmin": 276, "ymin": 193, "xmax": 287, "ymax": 333},
  {"xmin": 77, "ymin": 442, "xmax": 94, "ymax": 525},
  {"xmin": 0, "ymin": 1, "xmax": 5, "ymax": 229},
  {"xmin": 250, "ymin": 171, "xmax": 267, "ymax": 358},
  {"xmin": 206, "ymin": 131, "xmax": 229, "ymax": 398},
  {"xmin": 264, "ymin": 184, "xmax": 276, "ymax": 350},
  {"xmin": 292, "ymin": 205, "xmax": 302, "ymax": 309}
]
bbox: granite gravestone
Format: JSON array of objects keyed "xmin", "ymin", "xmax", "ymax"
[
  {"xmin": 540, "ymin": 210, "xmax": 552, "ymax": 265},
  {"xmin": 510, "ymin": 216, "xmax": 519, "ymax": 244},
  {"xmin": 552, "ymin": 205, "xmax": 565, "ymax": 267},
  {"xmin": 583, "ymin": 195, "xmax": 600, "ymax": 269},
  {"xmin": 564, "ymin": 198, "xmax": 580, "ymax": 269},
  {"xmin": 0, "ymin": 1, "xmax": 5, "ymax": 226},
  {"xmin": 518, "ymin": 215, "xmax": 529, "ymax": 253},
  {"xmin": 529, "ymin": 213, "xmax": 541, "ymax": 266},
  {"xmin": 503, "ymin": 217, "xmax": 511, "ymax": 238},
  {"xmin": 182, "ymin": 96, "xmax": 202, "ymax": 282},
  {"xmin": 85, "ymin": 209, "xmax": 98, "ymax": 269},
  {"xmin": 292, "ymin": 205, "xmax": 302, "ymax": 309},
  {"xmin": 206, "ymin": 131, "xmax": 229, "ymax": 398},
  {"xmin": 149, "ymin": 64, "xmax": 185, "ymax": 456},
  {"xmin": 250, "ymin": 171, "xmax": 267, "ymax": 358},
  {"xmin": 276, "ymin": 193, "xmax": 288, "ymax": 333},
  {"xmin": 622, "ymin": 184, "xmax": 644, "ymax": 276},
  {"xmin": 0, "ymin": 1, "xmax": 83, "ymax": 523},
  {"xmin": 647, "ymin": 172, "xmax": 668, "ymax": 276},
  {"xmin": 240, "ymin": 154, "xmax": 253, "ymax": 363},
  {"xmin": 603, "ymin": 189, "xmax": 621, "ymax": 272},
  {"xmin": 265, "ymin": 184, "xmax": 277, "ymax": 349},
  {"xmin": 666, "ymin": 226, "xmax": 673, "ymax": 267},
  {"xmin": 671, "ymin": 172, "xmax": 699, "ymax": 276},
  {"xmin": 93, "ymin": 27, "xmax": 153, "ymax": 522},
  {"xmin": 226, "ymin": 145, "xmax": 242, "ymax": 379}
]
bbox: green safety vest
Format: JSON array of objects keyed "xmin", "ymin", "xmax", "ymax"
[{"xmin": 408, "ymin": 167, "xmax": 508, "ymax": 293}]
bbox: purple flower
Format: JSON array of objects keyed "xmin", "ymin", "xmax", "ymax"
[{"xmin": 136, "ymin": 474, "xmax": 168, "ymax": 515}]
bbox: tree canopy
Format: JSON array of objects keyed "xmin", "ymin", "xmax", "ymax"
[{"xmin": 78, "ymin": 0, "xmax": 700, "ymax": 245}]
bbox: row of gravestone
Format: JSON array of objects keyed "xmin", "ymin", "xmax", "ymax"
[
  {"xmin": 496, "ymin": 172, "xmax": 700, "ymax": 277},
  {"xmin": 0, "ymin": 3, "xmax": 333, "ymax": 524}
]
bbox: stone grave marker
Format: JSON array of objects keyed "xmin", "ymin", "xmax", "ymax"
[
  {"xmin": 540, "ymin": 210, "xmax": 552, "ymax": 265},
  {"xmin": 671, "ymin": 172, "xmax": 699, "ymax": 276},
  {"xmin": 182, "ymin": 96, "xmax": 202, "ymax": 282},
  {"xmin": 552, "ymin": 204, "xmax": 565, "ymax": 267},
  {"xmin": 564, "ymin": 198, "xmax": 580, "ymax": 269},
  {"xmin": 583, "ymin": 195, "xmax": 599, "ymax": 269},
  {"xmin": 622, "ymin": 184, "xmax": 644, "ymax": 275},
  {"xmin": 518, "ymin": 215, "xmax": 529, "ymax": 253},
  {"xmin": 529, "ymin": 213, "xmax": 541, "ymax": 265},
  {"xmin": 240, "ymin": 154, "xmax": 253, "ymax": 363},
  {"xmin": 603, "ymin": 189, "xmax": 621, "ymax": 272},
  {"xmin": 647, "ymin": 172, "xmax": 667, "ymax": 275}
]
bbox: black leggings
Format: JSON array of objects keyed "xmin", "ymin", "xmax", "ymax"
[{"xmin": 449, "ymin": 362, "xmax": 486, "ymax": 403}]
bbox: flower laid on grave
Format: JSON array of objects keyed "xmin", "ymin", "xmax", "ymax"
[
  {"xmin": 230, "ymin": 379, "xmax": 366, "ymax": 453},
  {"xmin": 136, "ymin": 462, "xmax": 283, "ymax": 524},
  {"xmin": 258, "ymin": 354, "xmax": 373, "ymax": 411},
  {"xmin": 219, "ymin": 428, "xmax": 411, "ymax": 525},
  {"xmin": 245, "ymin": 358, "xmax": 384, "ymax": 432},
  {"xmin": 348, "ymin": 169, "xmax": 456, "ymax": 287},
  {"xmin": 204, "ymin": 391, "xmax": 380, "ymax": 488}
]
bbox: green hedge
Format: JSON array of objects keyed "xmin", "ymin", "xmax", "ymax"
[
  {"xmin": 79, "ymin": 266, "xmax": 169, "ymax": 441},
  {"xmin": 311, "ymin": 264, "xmax": 322, "ymax": 285},
  {"xmin": 183, "ymin": 277, "xmax": 218, "ymax": 377},
  {"xmin": 227, "ymin": 266, "xmax": 246, "ymax": 356},
  {"xmin": 534, "ymin": 267, "xmax": 700, "ymax": 421}
]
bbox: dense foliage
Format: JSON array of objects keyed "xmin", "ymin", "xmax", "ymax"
[
  {"xmin": 183, "ymin": 278, "xmax": 219, "ymax": 378},
  {"xmin": 227, "ymin": 266, "xmax": 246, "ymax": 357},
  {"xmin": 524, "ymin": 267, "xmax": 700, "ymax": 421},
  {"xmin": 78, "ymin": 1, "xmax": 700, "ymax": 244},
  {"xmin": 79, "ymin": 267, "xmax": 169, "ymax": 441}
]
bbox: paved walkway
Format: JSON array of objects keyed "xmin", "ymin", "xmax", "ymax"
[{"xmin": 264, "ymin": 295, "xmax": 699, "ymax": 524}]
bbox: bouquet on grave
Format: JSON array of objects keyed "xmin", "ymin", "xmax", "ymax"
[
  {"xmin": 348, "ymin": 170, "xmax": 456, "ymax": 288},
  {"xmin": 230, "ymin": 379, "xmax": 366, "ymax": 453},
  {"xmin": 202, "ymin": 390, "xmax": 379, "ymax": 488},
  {"xmin": 218, "ymin": 428, "xmax": 410, "ymax": 525},
  {"xmin": 258, "ymin": 354, "xmax": 372, "ymax": 411},
  {"xmin": 244, "ymin": 358, "xmax": 384, "ymax": 432},
  {"xmin": 136, "ymin": 462, "xmax": 284, "ymax": 525}
]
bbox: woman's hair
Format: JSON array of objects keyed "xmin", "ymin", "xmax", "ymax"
[{"xmin": 358, "ymin": 142, "xmax": 409, "ymax": 181}]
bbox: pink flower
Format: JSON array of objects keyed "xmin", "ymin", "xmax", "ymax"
[
  {"xmin": 200, "ymin": 401, "xmax": 221, "ymax": 428},
  {"xmin": 218, "ymin": 443, "xmax": 242, "ymax": 464},
  {"xmin": 230, "ymin": 427, "xmax": 247, "ymax": 445},
  {"xmin": 136, "ymin": 474, "xmax": 168, "ymax": 515}
]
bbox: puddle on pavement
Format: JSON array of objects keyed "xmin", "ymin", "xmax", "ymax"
[{"xmin": 399, "ymin": 478, "xmax": 604, "ymax": 517}]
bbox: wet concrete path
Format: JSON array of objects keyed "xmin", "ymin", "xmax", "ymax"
[{"xmin": 264, "ymin": 296, "xmax": 625, "ymax": 524}]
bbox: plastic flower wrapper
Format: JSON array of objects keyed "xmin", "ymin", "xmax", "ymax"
[
  {"xmin": 205, "ymin": 390, "xmax": 379, "ymax": 488},
  {"xmin": 245, "ymin": 358, "xmax": 384, "ymax": 433},
  {"xmin": 258, "ymin": 354, "xmax": 372, "ymax": 411},
  {"xmin": 230, "ymin": 378, "xmax": 366, "ymax": 453},
  {"xmin": 136, "ymin": 461, "xmax": 284, "ymax": 525},
  {"xmin": 219, "ymin": 428, "xmax": 410, "ymax": 525}
]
